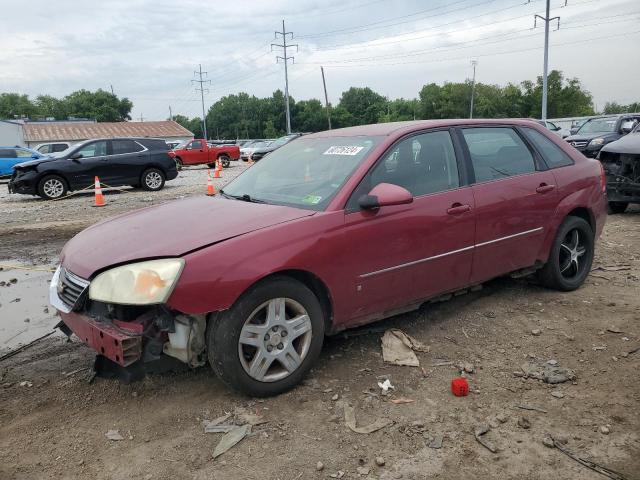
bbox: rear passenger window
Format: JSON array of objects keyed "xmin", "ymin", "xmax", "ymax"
[
  {"xmin": 0, "ymin": 149, "xmax": 17, "ymax": 158},
  {"xmin": 462, "ymin": 128, "xmax": 536, "ymax": 182},
  {"xmin": 112, "ymin": 140, "xmax": 144, "ymax": 155},
  {"xmin": 522, "ymin": 128, "xmax": 573, "ymax": 168}
]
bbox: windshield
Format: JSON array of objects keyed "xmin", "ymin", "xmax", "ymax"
[
  {"xmin": 222, "ymin": 135, "xmax": 382, "ymax": 210},
  {"xmin": 578, "ymin": 118, "xmax": 617, "ymax": 134}
]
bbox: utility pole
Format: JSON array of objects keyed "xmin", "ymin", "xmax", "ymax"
[
  {"xmin": 110, "ymin": 84, "xmax": 114, "ymax": 95},
  {"xmin": 169, "ymin": 106, "xmax": 173, "ymax": 121},
  {"xmin": 320, "ymin": 67, "xmax": 332, "ymax": 129},
  {"xmin": 272, "ymin": 20, "xmax": 298, "ymax": 134},
  {"xmin": 469, "ymin": 60, "xmax": 478, "ymax": 119},
  {"xmin": 192, "ymin": 64, "xmax": 211, "ymax": 139},
  {"xmin": 139, "ymin": 114, "xmax": 144, "ymax": 122},
  {"xmin": 535, "ymin": 0, "xmax": 562, "ymax": 120}
]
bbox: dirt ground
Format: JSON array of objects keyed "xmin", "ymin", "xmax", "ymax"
[{"xmin": 0, "ymin": 171, "xmax": 638, "ymax": 479}]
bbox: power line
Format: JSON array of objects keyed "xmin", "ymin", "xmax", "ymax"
[
  {"xmin": 535, "ymin": 0, "xmax": 563, "ymax": 121},
  {"xmin": 272, "ymin": 20, "xmax": 298, "ymax": 134},
  {"xmin": 191, "ymin": 64, "xmax": 211, "ymax": 139}
]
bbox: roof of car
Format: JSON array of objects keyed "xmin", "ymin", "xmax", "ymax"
[{"xmin": 305, "ymin": 118, "xmax": 542, "ymax": 138}]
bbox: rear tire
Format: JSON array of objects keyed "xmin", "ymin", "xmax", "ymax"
[
  {"xmin": 37, "ymin": 174, "xmax": 67, "ymax": 200},
  {"xmin": 538, "ymin": 216, "xmax": 594, "ymax": 291},
  {"xmin": 174, "ymin": 158, "xmax": 183, "ymax": 171},
  {"xmin": 206, "ymin": 276, "xmax": 325, "ymax": 397},
  {"xmin": 607, "ymin": 202, "xmax": 628, "ymax": 214},
  {"xmin": 141, "ymin": 168, "xmax": 165, "ymax": 191},
  {"xmin": 219, "ymin": 155, "xmax": 231, "ymax": 168}
]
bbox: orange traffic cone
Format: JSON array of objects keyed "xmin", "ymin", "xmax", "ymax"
[
  {"xmin": 213, "ymin": 167, "xmax": 221, "ymax": 178},
  {"xmin": 93, "ymin": 176, "xmax": 105, "ymax": 207},
  {"xmin": 206, "ymin": 170, "xmax": 215, "ymax": 196}
]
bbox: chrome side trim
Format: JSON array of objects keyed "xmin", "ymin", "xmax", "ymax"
[
  {"xmin": 359, "ymin": 245, "xmax": 475, "ymax": 279},
  {"xmin": 359, "ymin": 227, "xmax": 544, "ymax": 279},
  {"xmin": 475, "ymin": 227, "xmax": 543, "ymax": 248}
]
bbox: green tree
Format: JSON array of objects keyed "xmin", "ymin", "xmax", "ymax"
[
  {"xmin": 35, "ymin": 95, "xmax": 68, "ymax": 119},
  {"xmin": 338, "ymin": 87, "xmax": 387, "ymax": 125},
  {"xmin": 64, "ymin": 89, "xmax": 133, "ymax": 121},
  {"xmin": 0, "ymin": 93, "xmax": 36, "ymax": 118}
]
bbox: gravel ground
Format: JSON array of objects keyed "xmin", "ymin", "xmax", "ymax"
[{"xmin": 0, "ymin": 171, "xmax": 638, "ymax": 480}]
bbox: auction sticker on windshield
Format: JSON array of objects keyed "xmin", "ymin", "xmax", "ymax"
[{"xmin": 324, "ymin": 146, "xmax": 364, "ymax": 156}]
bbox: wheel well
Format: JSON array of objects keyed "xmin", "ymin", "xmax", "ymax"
[
  {"xmin": 217, "ymin": 153, "xmax": 230, "ymax": 159},
  {"xmin": 261, "ymin": 270, "xmax": 334, "ymax": 332},
  {"xmin": 567, "ymin": 207, "xmax": 594, "ymax": 231}
]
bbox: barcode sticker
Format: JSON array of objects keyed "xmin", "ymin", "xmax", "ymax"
[{"xmin": 323, "ymin": 146, "xmax": 364, "ymax": 156}]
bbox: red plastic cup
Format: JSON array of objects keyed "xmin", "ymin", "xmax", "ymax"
[{"xmin": 451, "ymin": 377, "xmax": 469, "ymax": 397}]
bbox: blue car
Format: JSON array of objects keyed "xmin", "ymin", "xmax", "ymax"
[{"xmin": 0, "ymin": 146, "xmax": 46, "ymax": 178}]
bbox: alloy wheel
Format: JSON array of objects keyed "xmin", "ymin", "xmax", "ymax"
[
  {"xmin": 238, "ymin": 297, "xmax": 313, "ymax": 383},
  {"xmin": 43, "ymin": 178, "xmax": 64, "ymax": 198},
  {"xmin": 145, "ymin": 171, "xmax": 162, "ymax": 189},
  {"xmin": 559, "ymin": 228, "xmax": 587, "ymax": 279}
]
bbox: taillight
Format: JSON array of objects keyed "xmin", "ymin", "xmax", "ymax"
[{"xmin": 598, "ymin": 161, "xmax": 607, "ymax": 194}]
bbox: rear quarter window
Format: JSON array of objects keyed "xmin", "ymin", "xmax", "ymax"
[{"xmin": 522, "ymin": 127, "xmax": 574, "ymax": 168}]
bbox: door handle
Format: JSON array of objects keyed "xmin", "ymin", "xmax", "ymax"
[
  {"xmin": 447, "ymin": 203, "xmax": 471, "ymax": 215},
  {"xmin": 536, "ymin": 183, "xmax": 555, "ymax": 194}
]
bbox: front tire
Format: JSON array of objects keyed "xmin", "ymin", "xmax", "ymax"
[
  {"xmin": 37, "ymin": 175, "xmax": 67, "ymax": 200},
  {"xmin": 141, "ymin": 168, "xmax": 165, "ymax": 191},
  {"xmin": 607, "ymin": 202, "xmax": 628, "ymax": 214},
  {"xmin": 207, "ymin": 276, "xmax": 325, "ymax": 397},
  {"xmin": 538, "ymin": 216, "xmax": 594, "ymax": 291}
]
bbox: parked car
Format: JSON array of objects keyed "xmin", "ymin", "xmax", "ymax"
[
  {"xmin": 0, "ymin": 146, "xmax": 47, "ymax": 179},
  {"xmin": 169, "ymin": 139, "xmax": 240, "ymax": 169},
  {"xmin": 8, "ymin": 137, "xmax": 177, "ymax": 200},
  {"xmin": 598, "ymin": 121, "xmax": 640, "ymax": 214},
  {"xmin": 535, "ymin": 120, "xmax": 563, "ymax": 137},
  {"xmin": 564, "ymin": 114, "xmax": 640, "ymax": 158},
  {"xmin": 248, "ymin": 133, "xmax": 302, "ymax": 161},
  {"xmin": 165, "ymin": 140, "xmax": 183, "ymax": 150},
  {"xmin": 50, "ymin": 119, "xmax": 606, "ymax": 396},
  {"xmin": 35, "ymin": 142, "xmax": 72, "ymax": 154},
  {"xmin": 240, "ymin": 140, "xmax": 271, "ymax": 161}
]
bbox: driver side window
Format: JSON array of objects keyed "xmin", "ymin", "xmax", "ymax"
[
  {"xmin": 190, "ymin": 140, "xmax": 202, "ymax": 150},
  {"xmin": 77, "ymin": 141, "xmax": 107, "ymax": 158}
]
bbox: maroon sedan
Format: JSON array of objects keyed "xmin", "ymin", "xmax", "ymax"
[{"xmin": 50, "ymin": 119, "xmax": 607, "ymax": 396}]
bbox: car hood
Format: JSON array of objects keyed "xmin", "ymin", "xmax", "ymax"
[
  {"xmin": 600, "ymin": 133, "xmax": 640, "ymax": 155},
  {"xmin": 565, "ymin": 133, "xmax": 616, "ymax": 142},
  {"xmin": 60, "ymin": 196, "xmax": 315, "ymax": 279},
  {"xmin": 14, "ymin": 156, "xmax": 54, "ymax": 168}
]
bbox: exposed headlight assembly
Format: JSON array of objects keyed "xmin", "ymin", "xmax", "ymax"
[
  {"xmin": 89, "ymin": 259, "xmax": 184, "ymax": 305},
  {"xmin": 589, "ymin": 137, "xmax": 605, "ymax": 146}
]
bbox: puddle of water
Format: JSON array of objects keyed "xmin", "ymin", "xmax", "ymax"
[{"xmin": 0, "ymin": 264, "xmax": 62, "ymax": 354}]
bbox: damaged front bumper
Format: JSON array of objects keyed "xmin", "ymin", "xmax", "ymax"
[
  {"xmin": 50, "ymin": 265, "xmax": 207, "ymax": 369},
  {"xmin": 600, "ymin": 152, "xmax": 640, "ymax": 203}
]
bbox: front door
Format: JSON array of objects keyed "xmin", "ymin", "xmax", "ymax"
[
  {"xmin": 458, "ymin": 126, "xmax": 558, "ymax": 283},
  {"xmin": 182, "ymin": 140, "xmax": 204, "ymax": 165},
  {"xmin": 69, "ymin": 140, "xmax": 109, "ymax": 187},
  {"xmin": 340, "ymin": 129, "xmax": 475, "ymax": 326}
]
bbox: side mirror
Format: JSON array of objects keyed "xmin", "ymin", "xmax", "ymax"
[
  {"xmin": 31, "ymin": 153, "xmax": 39, "ymax": 159},
  {"xmin": 358, "ymin": 183, "xmax": 413, "ymax": 210},
  {"xmin": 621, "ymin": 121, "xmax": 635, "ymax": 134},
  {"xmin": 70, "ymin": 152, "xmax": 83, "ymax": 160}
]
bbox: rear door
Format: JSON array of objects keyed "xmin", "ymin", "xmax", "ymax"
[
  {"xmin": 342, "ymin": 129, "xmax": 475, "ymax": 323},
  {"xmin": 458, "ymin": 126, "xmax": 558, "ymax": 283},
  {"xmin": 107, "ymin": 139, "xmax": 148, "ymax": 185}
]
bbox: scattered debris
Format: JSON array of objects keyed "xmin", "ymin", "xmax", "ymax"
[
  {"xmin": 607, "ymin": 326, "xmax": 623, "ymax": 334},
  {"xmin": 542, "ymin": 435, "xmax": 555, "ymax": 448},
  {"xmin": 105, "ymin": 430, "xmax": 124, "ymax": 441},
  {"xmin": 543, "ymin": 365, "xmax": 576, "ymax": 384},
  {"xmin": 329, "ymin": 471, "xmax": 345, "ymax": 479},
  {"xmin": 592, "ymin": 265, "xmax": 631, "ymax": 272},
  {"xmin": 316, "ymin": 461, "xmax": 324, "ymax": 471},
  {"xmin": 377, "ymin": 379, "xmax": 394, "ymax": 393},
  {"xmin": 517, "ymin": 417, "xmax": 531, "ymax": 429},
  {"xmin": 531, "ymin": 329, "xmax": 542, "ymax": 336},
  {"xmin": 212, "ymin": 424, "xmax": 251, "ymax": 459},
  {"xmin": 331, "ymin": 394, "xmax": 339, "ymax": 401},
  {"xmin": 461, "ymin": 363, "xmax": 475, "ymax": 374},
  {"xmin": 599, "ymin": 425, "xmax": 611, "ymax": 435},
  {"xmin": 344, "ymin": 405, "xmax": 392, "ymax": 434},
  {"xmin": 550, "ymin": 391, "xmax": 565, "ymax": 399},
  {"xmin": 552, "ymin": 436, "xmax": 629, "ymax": 480},
  {"xmin": 431, "ymin": 361, "xmax": 454, "ymax": 367},
  {"xmin": 390, "ymin": 398, "xmax": 414, "ymax": 405},
  {"xmin": 517, "ymin": 404, "xmax": 548, "ymax": 414},
  {"xmin": 356, "ymin": 466, "xmax": 370, "ymax": 475},
  {"xmin": 428, "ymin": 435, "xmax": 444, "ymax": 449},
  {"xmin": 474, "ymin": 424, "xmax": 497, "ymax": 453},
  {"xmin": 381, "ymin": 329, "xmax": 429, "ymax": 367},
  {"xmin": 234, "ymin": 407, "xmax": 268, "ymax": 426},
  {"xmin": 451, "ymin": 377, "xmax": 469, "ymax": 397},
  {"xmin": 546, "ymin": 359, "xmax": 558, "ymax": 366},
  {"xmin": 19, "ymin": 381, "xmax": 33, "ymax": 387},
  {"xmin": 203, "ymin": 414, "xmax": 235, "ymax": 434},
  {"xmin": 375, "ymin": 456, "xmax": 385, "ymax": 466}
]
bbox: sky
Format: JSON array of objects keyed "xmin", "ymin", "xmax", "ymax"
[{"xmin": 1, "ymin": 0, "xmax": 639, "ymax": 121}]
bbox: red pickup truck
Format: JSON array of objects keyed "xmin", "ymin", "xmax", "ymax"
[{"xmin": 169, "ymin": 139, "xmax": 240, "ymax": 169}]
